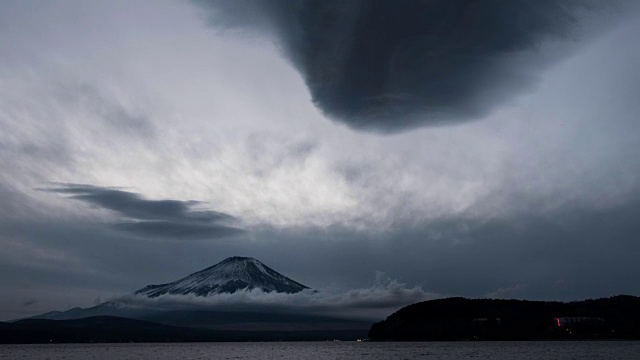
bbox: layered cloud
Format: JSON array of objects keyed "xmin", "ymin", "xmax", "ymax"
[
  {"xmin": 42, "ymin": 184, "xmax": 243, "ymax": 240},
  {"xmin": 195, "ymin": 0, "xmax": 631, "ymax": 131}
]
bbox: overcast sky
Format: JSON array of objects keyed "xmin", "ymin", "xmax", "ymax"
[{"xmin": 2, "ymin": 0, "xmax": 640, "ymax": 320}]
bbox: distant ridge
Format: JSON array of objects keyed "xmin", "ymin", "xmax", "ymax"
[
  {"xmin": 0, "ymin": 316, "xmax": 210, "ymax": 343},
  {"xmin": 0, "ymin": 316, "xmax": 367, "ymax": 343},
  {"xmin": 135, "ymin": 256, "xmax": 310, "ymax": 297}
]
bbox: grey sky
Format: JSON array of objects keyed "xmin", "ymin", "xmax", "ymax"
[{"xmin": 1, "ymin": 0, "xmax": 640, "ymax": 320}]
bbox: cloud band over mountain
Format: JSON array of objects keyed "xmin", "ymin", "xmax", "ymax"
[{"xmin": 113, "ymin": 272, "xmax": 438, "ymax": 320}]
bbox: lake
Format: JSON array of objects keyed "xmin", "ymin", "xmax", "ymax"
[{"xmin": 2, "ymin": 341, "xmax": 640, "ymax": 359}]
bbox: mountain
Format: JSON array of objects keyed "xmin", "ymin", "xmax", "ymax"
[
  {"xmin": 134, "ymin": 256, "xmax": 310, "ymax": 297},
  {"xmin": 23, "ymin": 257, "xmax": 372, "ymax": 340},
  {"xmin": 368, "ymin": 295, "xmax": 640, "ymax": 341},
  {"xmin": 30, "ymin": 256, "xmax": 312, "ymax": 322}
]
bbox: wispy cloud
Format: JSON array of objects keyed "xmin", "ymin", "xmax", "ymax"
[{"xmin": 486, "ymin": 284, "xmax": 528, "ymax": 299}]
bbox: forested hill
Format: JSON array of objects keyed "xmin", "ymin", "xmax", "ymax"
[{"xmin": 369, "ymin": 295, "xmax": 640, "ymax": 341}]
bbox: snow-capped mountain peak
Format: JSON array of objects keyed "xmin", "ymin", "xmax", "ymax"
[{"xmin": 135, "ymin": 256, "xmax": 309, "ymax": 297}]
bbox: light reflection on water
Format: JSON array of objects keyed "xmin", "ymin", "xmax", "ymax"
[{"xmin": 1, "ymin": 341, "xmax": 640, "ymax": 360}]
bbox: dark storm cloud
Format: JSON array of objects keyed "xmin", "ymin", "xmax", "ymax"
[
  {"xmin": 42, "ymin": 183, "xmax": 243, "ymax": 240},
  {"xmin": 195, "ymin": 0, "xmax": 621, "ymax": 131}
]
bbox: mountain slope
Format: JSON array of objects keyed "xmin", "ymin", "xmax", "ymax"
[{"xmin": 135, "ymin": 256, "xmax": 309, "ymax": 297}]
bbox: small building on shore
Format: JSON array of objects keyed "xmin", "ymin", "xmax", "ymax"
[{"xmin": 554, "ymin": 317, "xmax": 604, "ymax": 328}]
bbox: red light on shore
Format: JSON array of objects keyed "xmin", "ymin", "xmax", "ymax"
[{"xmin": 555, "ymin": 318, "xmax": 561, "ymax": 327}]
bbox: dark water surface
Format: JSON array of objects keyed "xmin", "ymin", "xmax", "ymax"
[{"xmin": 2, "ymin": 341, "xmax": 640, "ymax": 359}]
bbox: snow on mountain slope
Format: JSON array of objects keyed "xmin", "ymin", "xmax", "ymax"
[{"xmin": 135, "ymin": 257, "xmax": 309, "ymax": 297}]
